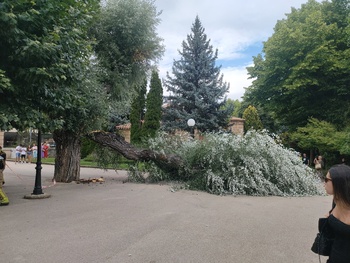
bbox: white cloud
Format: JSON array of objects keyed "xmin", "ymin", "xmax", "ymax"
[
  {"xmin": 221, "ymin": 65, "xmax": 253, "ymax": 101},
  {"xmin": 155, "ymin": 0, "xmax": 321, "ymax": 101}
]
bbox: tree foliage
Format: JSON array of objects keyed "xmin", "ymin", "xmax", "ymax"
[
  {"xmin": 92, "ymin": 0, "xmax": 164, "ymax": 101},
  {"xmin": 244, "ymin": 0, "xmax": 350, "ymax": 131},
  {"xmin": 337, "ymin": 126, "xmax": 350, "ymax": 156},
  {"xmin": 226, "ymin": 99, "xmax": 241, "ymax": 118},
  {"xmin": 0, "ymin": 0, "xmax": 102, "ymax": 132},
  {"xmin": 162, "ymin": 16, "xmax": 230, "ymax": 133},
  {"xmin": 0, "ymin": 0, "xmax": 164, "ymax": 182},
  {"xmin": 127, "ymin": 131, "xmax": 323, "ymax": 196},
  {"xmin": 291, "ymin": 118, "xmax": 350, "ymax": 156},
  {"xmin": 130, "ymin": 79, "xmax": 147, "ymax": 143},
  {"xmin": 291, "ymin": 118, "xmax": 338, "ymax": 152},
  {"xmin": 143, "ymin": 70, "xmax": 163, "ymax": 138},
  {"xmin": 242, "ymin": 105, "xmax": 263, "ymax": 133}
]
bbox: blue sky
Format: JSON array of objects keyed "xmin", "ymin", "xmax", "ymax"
[
  {"xmin": 217, "ymin": 43, "xmax": 263, "ymax": 68},
  {"xmin": 154, "ymin": 0, "xmax": 320, "ymax": 100}
]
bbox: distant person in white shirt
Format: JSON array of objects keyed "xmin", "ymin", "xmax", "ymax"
[
  {"xmin": 20, "ymin": 145, "xmax": 27, "ymax": 163},
  {"xmin": 15, "ymin": 145, "xmax": 21, "ymax": 163}
]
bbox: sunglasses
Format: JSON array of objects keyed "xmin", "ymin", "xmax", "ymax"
[{"xmin": 325, "ymin": 177, "xmax": 332, "ymax": 183}]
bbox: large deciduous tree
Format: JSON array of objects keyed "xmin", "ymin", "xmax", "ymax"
[
  {"xmin": 291, "ymin": 118, "xmax": 350, "ymax": 163},
  {"xmin": 223, "ymin": 99, "xmax": 241, "ymax": 118},
  {"xmin": 53, "ymin": 72, "xmax": 107, "ymax": 182},
  {"xmin": 291, "ymin": 118, "xmax": 338, "ymax": 154},
  {"xmin": 162, "ymin": 16, "xmax": 230, "ymax": 133},
  {"xmin": 244, "ymin": 0, "xmax": 350, "ymax": 131},
  {"xmin": 0, "ymin": 0, "xmax": 100, "ymax": 132},
  {"xmin": 92, "ymin": 0, "xmax": 164, "ymax": 101},
  {"xmin": 57, "ymin": 0, "xmax": 164, "ymax": 182},
  {"xmin": 0, "ymin": 0, "xmax": 164, "ymax": 182},
  {"xmin": 0, "ymin": 0, "xmax": 106, "ymax": 183}
]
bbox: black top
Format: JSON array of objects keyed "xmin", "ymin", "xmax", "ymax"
[
  {"xmin": 327, "ymin": 214, "xmax": 350, "ymax": 263},
  {"xmin": 302, "ymin": 157, "xmax": 309, "ymax": 165},
  {"xmin": 0, "ymin": 151, "xmax": 6, "ymax": 169}
]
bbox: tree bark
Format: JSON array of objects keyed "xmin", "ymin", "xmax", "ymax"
[
  {"xmin": 87, "ymin": 131, "xmax": 183, "ymax": 173},
  {"xmin": 53, "ymin": 130, "xmax": 81, "ymax": 183}
]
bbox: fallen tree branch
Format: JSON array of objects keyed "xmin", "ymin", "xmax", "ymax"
[{"xmin": 87, "ymin": 131, "xmax": 183, "ymax": 173}]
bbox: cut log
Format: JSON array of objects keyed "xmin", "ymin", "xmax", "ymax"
[{"xmin": 87, "ymin": 131, "xmax": 183, "ymax": 173}]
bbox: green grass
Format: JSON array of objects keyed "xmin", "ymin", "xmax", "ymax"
[
  {"xmin": 40, "ymin": 157, "xmax": 55, "ymax": 165},
  {"xmin": 38, "ymin": 157, "xmax": 100, "ymax": 167},
  {"xmin": 38, "ymin": 156, "xmax": 135, "ymax": 170},
  {"xmin": 10, "ymin": 154, "xmax": 144, "ymax": 171}
]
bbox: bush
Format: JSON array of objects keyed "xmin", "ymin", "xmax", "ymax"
[
  {"xmin": 131, "ymin": 130, "xmax": 324, "ymax": 196},
  {"xmin": 81, "ymin": 137, "xmax": 97, "ymax": 159}
]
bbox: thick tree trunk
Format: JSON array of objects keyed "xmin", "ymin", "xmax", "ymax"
[
  {"xmin": 53, "ymin": 130, "xmax": 81, "ymax": 183},
  {"xmin": 87, "ymin": 131, "xmax": 183, "ymax": 173}
]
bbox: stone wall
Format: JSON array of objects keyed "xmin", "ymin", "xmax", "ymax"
[
  {"xmin": 116, "ymin": 117, "xmax": 245, "ymax": 143},
  {"xmin": 115, "ymin": 123, "xmax": 131, "ymax": 143},
  {"xmin": 227, "ymin": 117, "xmax": 245, "ymax": 136},
  {"xmin": 0, "ymin": 131, "xmax": 4, "ymax": 147}
]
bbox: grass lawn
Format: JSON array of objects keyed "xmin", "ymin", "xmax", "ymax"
[{"xmin": 39, "ymin": 157, "xmax": 133, "ymax": 170}]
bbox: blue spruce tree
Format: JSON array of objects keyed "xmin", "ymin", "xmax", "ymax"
[{"xmin": 163, "ymin": 16, "xmax": 230, "ymax": 133}]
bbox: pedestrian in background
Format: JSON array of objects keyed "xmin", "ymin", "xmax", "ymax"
[
  {"xmin": 0, "ymin": 146, "xmax": 9, "ymax": 206},
  {"xmin": 20, "ymin": 145, "xmax": 27, "ymax": 163},
  {"xmin": 15, "ymin": 144, "xmax": 21, "ymax": 164},
  {"xmin": 27, "ymin": 145, "xmax": 33, "ymax": 163},
  {"xmin": 32, "ymin": 143, "xmax": 38, "ymax": 160},
  {"xmin": 319, "ymin": 164, "xmax": 350, "ymax": 262},
  {"xmin": 302, "ymin": 153, "xmax": 309, "ymax": 165},
  {"xmin": 314, "ymin": 155, "xmax": 324, "ymax": 180},
  {"xmin": 43, "ymin": 142, "xmax": 49, "ymax": 158}
]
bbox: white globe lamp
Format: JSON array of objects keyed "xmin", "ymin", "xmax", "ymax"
[{"xmin": 187, "ymin": 118, "xmax": 195, "ymax": 138}]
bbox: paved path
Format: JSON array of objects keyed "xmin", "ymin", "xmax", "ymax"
[{"xmin": 1, "ymin": 161, "xmax": 332, "ymax": 263}]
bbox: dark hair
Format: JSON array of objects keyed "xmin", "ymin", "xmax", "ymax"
[{"xmin": 329, "ymin": 164, "xmax": 350, "ymax": 207}]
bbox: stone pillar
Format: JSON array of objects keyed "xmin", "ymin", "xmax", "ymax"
[
  {"xmin": 115, "ymin": 123, "xmax": 131, "ymax": 143},
  {"xmin": 228, "ymin": 117, "xmax": 245, "ymax": 136},
  {"xmin": 0, "ymin": 131, "xmax": 4, "ymax": 147}
]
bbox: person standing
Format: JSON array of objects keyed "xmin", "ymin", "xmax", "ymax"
[
  {"xmin": 302, "ymin": 153, "xmax": 309, "ymax": 165},
  {"xmin": 32, "ymin": 143, "xmax": 38, "ymax": 160},
  {"xmin": 41, "ymin": 143, "xmax": 45, "ymax": 158},
  {"xmin": 20, "ymin": 145, "xmax": 27, "ymax": 163},
  {"xmin": 43, "ymin": 142, "xmax": 49, "ymax": 158},
  {"xmin": 15, "ymin": 144, "xmax": 21, "ymax": 164},
  {"xmin": 27, "ymin": 145, "xmax": 33, "ymax": 163},
  {"xmin": 320, "ymin": 164, "xmax": 350, "ymax": 262},
  {"xmin": 0, "ymin": 146, "xmax": 9, "ymax": 206},
  {"xmin": 314, "ymin": 155, "xmax": 324, "ymax": 180}
]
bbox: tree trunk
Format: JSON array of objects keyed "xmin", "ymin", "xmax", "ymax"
[
  {"xmin": 53, "ymin": 130, "xmax": 81, "ymax": 182},
  {"xmin": 87, "ymin": 131, "xmax": 183, "ymax": 173}
]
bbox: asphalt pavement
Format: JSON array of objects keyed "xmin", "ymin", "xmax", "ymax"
[{"xmin": 0, "ymin": 161, "xmax": 333, "ymax": 263}]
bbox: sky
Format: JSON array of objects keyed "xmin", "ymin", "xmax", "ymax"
[{"xmin": 154, "ymin": 0, "xmax": 317, "ymax": 101}]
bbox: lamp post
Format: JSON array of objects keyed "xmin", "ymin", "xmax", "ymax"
[
  {"xmin": 187, "ymin": 118, "xmax": 195, "ymax": 138},
  {"xmin": 32, "ymin": 129, "xmax": 43, "ymax": 195},
  {"xmin": 24, "ymin": 129, "xmax": 51, "ymax": 199}
]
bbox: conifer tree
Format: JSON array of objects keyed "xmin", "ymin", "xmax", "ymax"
[
  {"xmin": 143, "ymin": 70, "xmax": 163, "ymax": 138},
  {"xmin": 130, "ymin": 79, "xmax": 147, "ymax": 143},
  {"xmin": 242, "ymin": 105, "xmax": 263, "ymax": 133},
  {"xmin": 162, "ymin": 16, "xmax": 230, "ymax": 133}
]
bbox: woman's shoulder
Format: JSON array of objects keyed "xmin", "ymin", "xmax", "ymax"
[{"xmin": 329, "ymin": 214, "xmax": 350, "ymax": 231}]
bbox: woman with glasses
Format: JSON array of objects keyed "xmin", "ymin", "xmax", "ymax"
[{"xmin": 322, "ymin": 164, "xmax": 350, "ymax": 262}]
